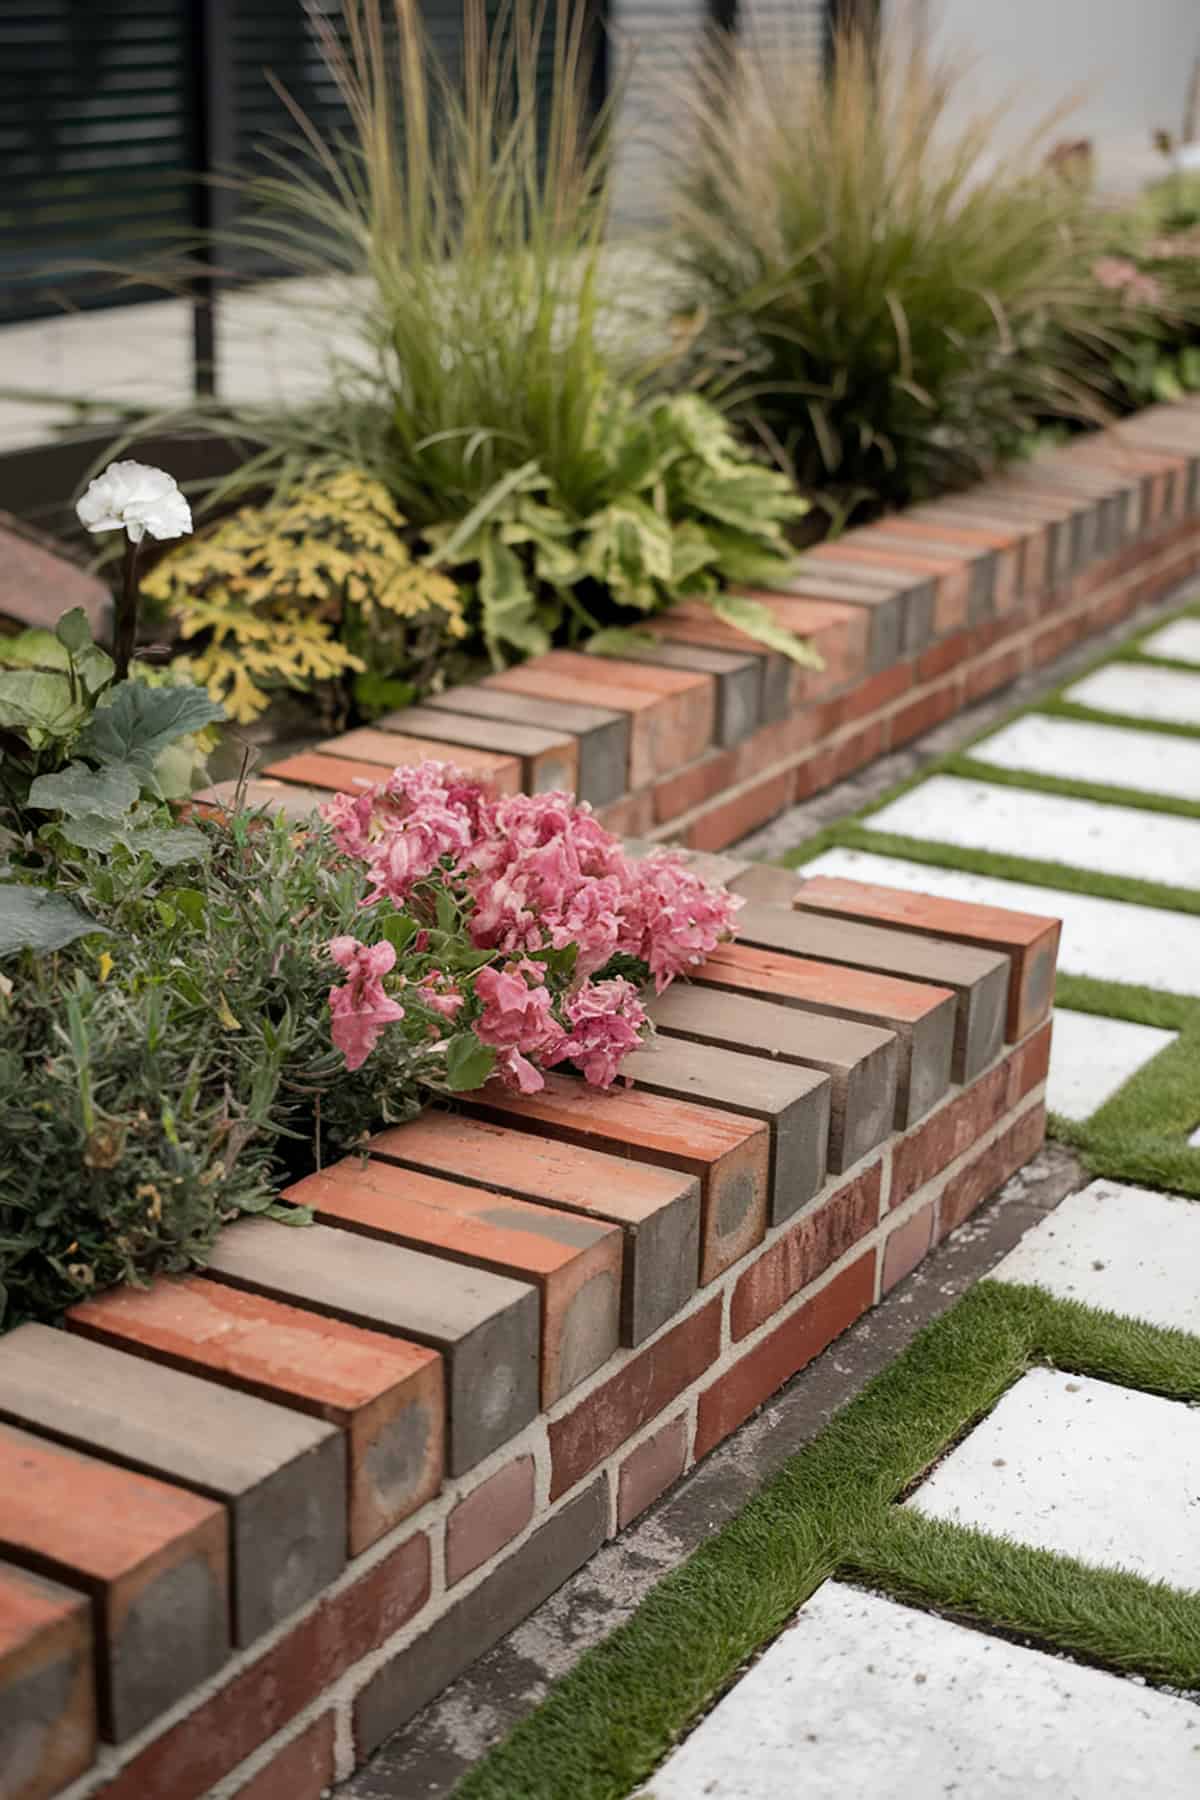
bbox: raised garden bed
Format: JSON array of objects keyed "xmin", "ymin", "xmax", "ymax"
[{"xmin": 207, "ymin": 397, "xmax": 1200, "ymax": 855}]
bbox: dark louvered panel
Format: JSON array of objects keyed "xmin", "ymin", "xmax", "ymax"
[{"xmin": 0, "ymin": 1, "xmax": 196, "ymax": 321}]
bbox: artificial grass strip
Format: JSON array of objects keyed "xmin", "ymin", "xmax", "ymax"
[
  {"xmin": 945, "ymin": 751, "xmax": 1200, "ymax": 824},
  {"xmin": 1041, "ymin": 695, "xmax": 1200, "ymax": 744},
  {"xmin": 453, "ymin": 1282, "xmax": 1200, "ymax": 1800}
]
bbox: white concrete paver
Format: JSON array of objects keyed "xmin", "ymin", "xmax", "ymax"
[
  {"xmin": 635, "ymin": 1581, "xmax": 1200, "ymax": 1799},
  {"xmin": 908, "ymin": 1368, "xmax": 1200, "ymax": 1592},
  {"xmin": 1141, "ymin": 617, "xmax": 1200, "ymax": 665},
  {"xmin": 869, "ymin": 774, "xmax": 1200, "ymax": 887},
  {"xmin": 994, "ymin": 1180, "xmax": 1200, "ymax": 1333},
  {"xmin": 802, "ymin": 846, "xmax": 1200, "ymax": 996},
  {"xmin": 1066, "ymin": 661, "xmax": 1200, "ymax": 728},
  {"xmin": 971, "ymin": 712, "xmax": 1200, "ymax": 802},
  {"xmin": 1044, "ymin": 1008, "xmax": 1175, "ymax": 1120}
]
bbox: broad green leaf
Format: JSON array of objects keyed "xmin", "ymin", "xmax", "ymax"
[
  {"xmin": 75, "ymin": 643, "xmax": 115, "ymax": 697},
  {"xmin": 134, "ymin": 825, "xmax": 210, "ymax": 867},
  {"xmin": 0, "ymin": 885, "xmax": 110, "ymax": 958},
  {"xmin": 478, "ymin": 533, "xmax": 549, "ymax": 660},
  {"xmin": 58, "ymin": 815, "xmax": 122, "ymax": 853},
  {"xmin": 380, "ymin": 914, "xmax": 419, "ymax": 954},
  {"xmin": 0, "ymin": 630, "xmax": 67, "ymax": 671},
  {"xmin": 443, "ymin": 1033, "xmax": 496, "ymax": 1091},
  {"xmin": 0, "ymin": 669, "xmax": 84, "ymax": 742},
  {"xmin": 76, "ymin": 681, "xmax": 225, "ymax": 768},
  {"xmin": 28, "ymin": 760, "xmax": 140, "ymax": 821},
  {"xmin": 55, "ymin": 608, "xmax": 94, "ymax": 654},
  {"xmin": 435, "ymin": 888, "xmax": 458, "ymax": 934},
  {"xmin": 708, "ymin": 592, "xmax": 824, "ymax": 668},
  {"xmin": 585, "ymin": 627, "xmax": 660, "ymax": 657},
  {"xmin": 172, "ymin": 887, "xmax": 207, "ymax": 928}
]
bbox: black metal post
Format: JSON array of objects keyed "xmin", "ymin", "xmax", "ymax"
[{"xmin": 189, "ymin": 0, "xmax": 234, "ymax": 398}]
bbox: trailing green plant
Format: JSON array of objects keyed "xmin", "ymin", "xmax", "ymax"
[
  {"xmin": 663, "ymin": 26, "xmax": 1131, "ymax": 528},
  {"xmin": 1069, "ymin": 197, "xmax": 1200, "ymax": 414},
  {"xmin": 136, "ymin": 0, "xmax": 815, "ymax": 671},
  {"xmin": 142, "ymin": 465, "xmax": 470, "ymax": 723}
]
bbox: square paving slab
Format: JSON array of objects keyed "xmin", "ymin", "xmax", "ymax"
[
  {"xmin": 994, "ymin": 1179, "xmax": 1200, "ymax": 1334},
  {"xmin": 635, "ymin": 1581, "xmax": 1200, "ymax": 1799},
  {"xmin": 971, "ymin": 712, "xmax": 1200, "ymax": 802},
  {"xmin": 1141, "ymin": 617, "xmax": 1200, "ymax": 664},
  {"xmin": 869, "ymin": 775, "xmax": 1200, "ymax": 888},
  {"xmin": 907, "ymin": 1368, "xmax": 1200, "ymax": 1592},
  {"xmin": 1045, "ymin": 1008, "xmax": 1175, "ymax": 1121},
  {"xmin": 1066, "ymin": 661, "xmax": 1200, "ymax": 727},
  {"xmin": 802, "ymin": 848, "xmax": 1200, "ymax": 997}
]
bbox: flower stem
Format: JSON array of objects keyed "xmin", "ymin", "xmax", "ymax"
[{"xmin": 114, "ymin": 536, "xmax": 141, "ymax": 681}]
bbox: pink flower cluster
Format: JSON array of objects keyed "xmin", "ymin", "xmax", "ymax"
[
  {"xmin": 321, "ymin": 762, "xmax": 741, "ymax": 1094},
  {"xmin": 1092, "ymin": 255, "xmax": 1165, "ymax": 312},
  {"xmin": 327, "ymin": 935, "xmax": 405, "ymax": 1071}
]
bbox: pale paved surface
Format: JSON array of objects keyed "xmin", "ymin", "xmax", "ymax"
[
  {"xmin": 1142, "ymin": 617, "xmax": 1200, "ymax": 663},
  {"xmin": 1043, "ymin": 1008, "xmax": 1175, "ymax": 1121},
  {"xmin": 973, "ymin": 712, "xmax": 1200, "ymax": 802},
  {"xmin": 995, "ymin": 1179, "xmax": 1200, "ymax": 1334},
  {"xmin": 870, "ymin": 774, "xmax": 1200, "ymax": 888},
  {"xmin": 1066, "ymin": 661, "xmax": 1200, "ymax": 727},
  {"xmin": 636, "ymin": 1582, "xmax": 1200, "ymax": 1799}
]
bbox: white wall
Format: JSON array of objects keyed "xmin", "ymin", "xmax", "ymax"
[{"xmin": 890, "ymin": 0, "xmax": 1200, "ymax": 193}]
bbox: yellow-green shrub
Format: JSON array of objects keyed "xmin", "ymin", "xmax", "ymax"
[{"xmin": 144, "ymin": 468, "xmax": 467, "ymax": 723}]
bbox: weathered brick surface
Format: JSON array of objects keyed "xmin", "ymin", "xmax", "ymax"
[
  {"xmin": 0, "ymin": 1324, "xmax": 342, "ymax": 1654},
  {"xmin": 207, "ymin": 1217, "xmax": 538, "ymax": 1478},
  {"xmin": 446, "ymin": 1454, "xmax": 537, "ymax": 1588},
  {"xmin": 96, "ymin": 1532, "xmax": 430, "ymax": 1800},
  {"xmin": 0, "ymin": 522, "xmax": 112, "ymax": 637},
  {"xmin": 649, "ymin": 983, "xmax": 898, "ymax": 1175},
  {"xmin": 424, "ymin": 685, "xmax": 629, "ymax": 808},
  {"xmin": 370, "ymin": 1111, "xmax": 700, "ymax": 1347},
  {"xmin": 312, "ymin": 729, "xmax": 523, "ymax": 793},
  {"xmin": 374, "ymin": 703, "xmax": 579, "ymax": 793},
  {"xmin": 231, "ymin": 1713, "xmax": 337, "ymax": 1800},
  {"xmin": 0, "ymin": 1561, "xmax": 95, "ymax": 1799},
  {"xmin": 937, "ymin": 1102, "xmax": 1047, "ymax": 1239},
  {"xmin": 548, "ymin": 1299, "xmax": 722, "ymax": 1500},
  {"xmin": 890, "ymin": 1059, "xmax": 1013, "ymax": 1211},
  {"xmin": 733, "ymin": 899, "xmax": 1009, "ymax": 1085},
  {"xmin": 68, "ymin": 1276, "xmax": 445, "ymax": 1557},
  {"xmin": 466, "ymin": 1074, "xmax": 770, "ymax": 1286},
  {"xmin": 621, "ymin": 637, "xmax": 763, "ymax": 747},
  {"xmin": 0, "ymin": 1421, "xmax": 227, "ymax": 1742},
  {"xmin": 286, "ymin": 1158, "xmax": 622, "ymax": 1407},
  {"xmin": 694, "ymin": 1256, "xmax": 876, "ymax": 1460},
  {"xmin": 694, "ymin": 941, "xmax": 955, "ymax": 1128},
  {"xmin": 730, "ymin": 1163, "xmax": 882, "ymax": 1341},
  {"xmin": 354, "ymin": 1481, "xmax": 606, "ymax": 1760},
  {"xmin": 619, "ymin": 1036, "xmax": 831, "ymax": 1226},
  {"xmin": 881, "ymin": 1202, "xmax": 936, "ymax": 1293},
  {"xmin": 617, "ymin": 1415, "xmax": 689, "ymax": 1529},
  {"xmin": 794, "ymin": 876, "xmax": 1061, "ymax": 1043},
  {"xmin": 1007, "ymin": 1018, "xmax": 1053, "ymax": 1104}
]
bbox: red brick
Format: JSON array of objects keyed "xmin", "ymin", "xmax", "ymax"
[
  {"xmin": 285, "ymin": 1158, "xmax": 622, "ymax": 1408},
  {"xmin": 888, "ymin": 675, "xmax": 963, "ymax": 747},
  {"xmin": 964, "ymin": 643, "xmax": 1025, "ymax": 704},
  {"xmin": 68, "ymin": 1276, "xmax": 445, "ymax": 1557},
  {"xmin": 231, "ymin": 1714, "xmax": 337, "ymax": 1800},
  {"xmin": 0, "ymin": 1561, "xmax": 95, "ymax": 1799},
  {"xmin": 486, "ymin": 653, "xmax": 714, "ymax": 787},
  {"xmin": 467, "ymin": 1074, "xmax": 769, "ymax": 1287},
  {"xmin": 596, "ymin": 788, "xmax": 656, "ymax": 837},
  {"xmin": 730, "ymin": 1164, "xmax": 881, "ymax": 1341},
  {"xmin": 936, "ymin": 1103, "xmax": 1047, "ymax": 1240},
  {"xmin": 881, "ymin": 1202, "xmax": 936, "ymax": 1293},
  {"xmin": 792, "ymin": 876, "xmax": 1061, "ymax": 1043},
  {"xmin": 261, "ymin": 750, "xmax": 392, "ymax": 794},
  {"xmin": 810, "ymin": 541, "xmax": 971, "ymax": 633},
  {"xmin": 548, "ymin": 1298, "xmax": 721, "ymax": 1500},
  {"xmin": 1007, "ymin": 1018, "xmax": 1053, "ymax": 1105},
  {"xmin": 694, "ymin": 1255, "xmax": 876, "ymax": 1460},
  {"xmin": 0, "ymin": 1423, "xmax": 227, "ymax": 1744},
  {"xmin": 446, "ymin": 1456, "xmax": 536, "ymax": 1588},
  {"xmin": 96, "ymin": 1532, "xmax": 430, "ymax": 1800},
  {"xmin": 832, "ymin": 661, "xmax": 914, "ymax": 727},
  {"xmin": 890, "ymin": 1061, "xmax": 1011, "ymax": 1210},
  {"xmin": 917, "ymin": 630, "xmax": 972, "ymax": 684},
  {"xmin": 0, "ymin": 522, "xmax": 111, "ymax": 636},
  {"xmin": 617, "ymin": 1416, "xmax": 689, "ymax": 1529},
  {"xmin": 680, "ymin": 765, "xmax": 795, "ymax": 852},
  {"xmin": 313, "ymin": 729, "xmax": 523, "ymax": 795},
  {"xmin": 653, "ymin": 746, "xmax": 739, "ymax": 824}
]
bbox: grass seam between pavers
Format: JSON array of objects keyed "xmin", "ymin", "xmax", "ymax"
[{"xmin": 451, "ymin": 1281, "xmax": 1200, "ymax": 1800}]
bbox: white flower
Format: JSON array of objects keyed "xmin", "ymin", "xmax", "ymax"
[{"xmin": 75, "ymin": 460, "xmax": 193, "ymax": 545}]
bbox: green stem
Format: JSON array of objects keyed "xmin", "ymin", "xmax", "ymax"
[{"xmin": 114, "ymin": 535, "xmax": 141, "ymax": 681}]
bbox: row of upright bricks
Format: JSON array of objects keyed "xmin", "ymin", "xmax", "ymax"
[
  {"xmin": 1, "ymin": 824, "xmax": 1061, "ymax": 1799},
  {"xmin": 232, "ymin": 397, "xmax": 1200, "ymax": 852}
]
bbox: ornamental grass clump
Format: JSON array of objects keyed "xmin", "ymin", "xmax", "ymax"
[{"xmin": 665, "ymin": 26, "xmax": 1126, "ymax": 526}]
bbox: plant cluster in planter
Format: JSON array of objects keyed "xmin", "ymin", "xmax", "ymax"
[{"xmin": 0, "ymin": 471, "xmax": 740, "ymax": 1329}]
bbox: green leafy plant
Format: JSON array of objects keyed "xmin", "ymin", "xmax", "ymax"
[
  {"xmin": 142, "ymin": 465, "xmax": 469, "ymax": 723},
  {"xmin": 141, "ymin": 0, "xmax": 815, "ymax": 671},
  {"xmin": 664, "ymin": 26, "xmax": 1127, "ymax": 527}
]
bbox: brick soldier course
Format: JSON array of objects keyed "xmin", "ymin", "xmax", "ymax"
[
  {"xmin": 0, "ymin": 860, "xmax": 1061, "ymax": 1800},
  {"xmin": 24, "ymin": 397, "xmax": 1200, "ymax": 1797}
]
